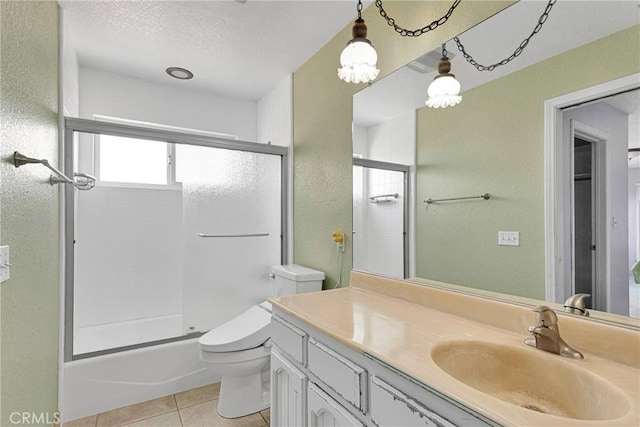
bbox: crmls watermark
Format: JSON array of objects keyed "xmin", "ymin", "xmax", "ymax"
[{"xmin": 9, "ymin": 412, "xmax": 61, "ymax": 425}]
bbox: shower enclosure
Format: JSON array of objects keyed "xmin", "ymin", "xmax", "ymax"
[
  {"xmin": 352, "ymin": 158, "xmax": 409, "ymax": 279},
  {"xmin": 63, "ymin": 118, "xmax": 288, "ymax": 360}
]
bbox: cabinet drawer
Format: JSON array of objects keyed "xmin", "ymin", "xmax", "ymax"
[
  {"xmin": 307, "ymin": 338, "xmax": 366, "ymax": 412},
  {"xmin": 370, "ymin": 376, "xmax": 458, "ymax": 427},
  {"xmin": 272, "ymin": 315, "xmax": 307, "ymax": 364}
]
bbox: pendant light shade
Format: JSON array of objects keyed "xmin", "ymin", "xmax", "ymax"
[
  {"xmin": 426, "ymin": 46, "xmax": 461, "ymax": 108},
  {"xmin": 338, "ymin": 38, "xmax": 379, "ymax": 83},
  {"xmin": 337, "ymin": 1, "xmax": 379, "ymax": 84}
]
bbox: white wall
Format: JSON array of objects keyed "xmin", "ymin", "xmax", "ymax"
[
  {"xmin": 352, "ymin": 124, "xmax": 369, "ymax": 158},
  {"xmin": 79, "ymin": 67, "xmax": 257, "ymax": 141},
  {"xmin": 257, "ymin": 74, "xmax": 292, "ymax": 147},
  {"xmin": 367, "ymin": 113, "xmax": 415, "ymax": 165},
  {"xmin": 61, "ymin": 19, "xmax": 79, "ymax": 117}
]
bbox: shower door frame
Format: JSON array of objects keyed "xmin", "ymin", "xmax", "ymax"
[{"xmin": 63, "ymin": 117, "xmax": 289, "ymax": 362}]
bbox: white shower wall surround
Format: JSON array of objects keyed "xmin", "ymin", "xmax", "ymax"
[{"xmin": 74, "ymin": 186, "xmax": 183, "ymax": 340}]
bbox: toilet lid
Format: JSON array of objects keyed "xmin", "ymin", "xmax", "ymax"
[{"xmin": 199, "ymin": 303, "xmax": 272, "ymax": 352}]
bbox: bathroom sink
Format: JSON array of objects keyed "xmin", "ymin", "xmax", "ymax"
[{"xmin": 430, "ymin": 340, "xmax": 629, "ymax": 421}]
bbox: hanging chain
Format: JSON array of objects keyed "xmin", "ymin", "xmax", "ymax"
[
  {"xmin": 454, "ymin": 0, "xmax": 557, "ymax": 71},
  {"xmin": 357, "ymin": 0, "xmax": 363, "ymax": 20},
  {"xmin": 375, "ymin": 0, "xmax": 462, "ymax": 37}
]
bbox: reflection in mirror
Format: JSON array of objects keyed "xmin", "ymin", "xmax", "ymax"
[
  {"xmin": 353, "ymin": 159, "xmax": 410, "ymax": 279},
  {"xmin": 352, "ymin": 91, "xmax": 416, "ymax": 279},
  {"xmin": 352, "ymin": 1, "xmax": 640, "ymax": 324}
]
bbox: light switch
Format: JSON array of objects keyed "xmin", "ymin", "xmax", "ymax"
[
  {"xmin": 0, "ymin": 245, "xmax": 10, "ymax": 283},
  {"xmin": 498, "ymin": 231, "xmax": 519, "ymax": 246}
]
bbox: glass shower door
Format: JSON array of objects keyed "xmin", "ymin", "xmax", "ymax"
[
  {"xmin": 65, "ymin": 118, "xmax": 287, "ymax": 360},
  {"xmin": 177, "ymin": 144, "xmax": 282, "ymax": 334},
  {"xmin": 353, "ymin": 159, "xmax": 409, "ymax": 279}
]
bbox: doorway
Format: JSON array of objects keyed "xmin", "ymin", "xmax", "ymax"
[
  {"xmin": 572, "ymin": 130, "xmax": 606, "ymax": 311},
  {"xmin": 545, "ymin": 74, "xmax": 639, "ymax": 317}
]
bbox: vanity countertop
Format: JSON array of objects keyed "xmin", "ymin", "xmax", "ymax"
[{"xmin": 269, "ymin": 271, "xmax": 640, "ymax": 427}]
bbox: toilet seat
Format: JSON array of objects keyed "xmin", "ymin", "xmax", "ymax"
[
  {"xmin": 199, "ymin": 302, "xmax": 272, "ymax": 353},
  {"xmin": 200, "ymin": 340, "xmax": 271, "ymax": 364}
]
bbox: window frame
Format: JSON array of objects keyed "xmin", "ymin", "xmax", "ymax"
[{"xmin": 91, "ymin": 115, "xmax": 238, "ymax": 189}]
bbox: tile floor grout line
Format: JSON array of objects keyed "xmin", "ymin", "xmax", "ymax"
[
  {"xmin": 174, "ymin": 394, "xmax": 186, "ymax": 427},
  {"xmin": 176, "ymin": 408, "xmax": 185, "ymax": 427}
]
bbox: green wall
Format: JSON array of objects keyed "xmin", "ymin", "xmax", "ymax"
[
  {"xmin": 1, "ymin": 1, "xmax": 60, "ymax": 425},
  {"xmin": 415, "ymin": 25, "xmax": 640, "ymax": 299},
  {"xmin": 293, "ymin": 1, "xmax": 513, "ymax": 288}
]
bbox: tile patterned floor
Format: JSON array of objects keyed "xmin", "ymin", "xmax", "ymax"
[{"xmin": 62, "ymin": 383, "xmax": 271, "ymax": 427}]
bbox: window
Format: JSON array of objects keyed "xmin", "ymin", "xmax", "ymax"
[
  {"xmin": 98, "ymin": 135, "xmax": 171, "ymax": 185},
  {"xmin": 92, "ymin": 116, "xmax": 238, "ymax": 187}
]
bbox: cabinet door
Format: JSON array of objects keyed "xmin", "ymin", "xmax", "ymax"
[
  {"xmin": 307, "ymin": 383, "xmax": 364, "ymax": 427},
  {"xmin": 271, "ymin": 348, "xmax": 307, "ymax": 427}
]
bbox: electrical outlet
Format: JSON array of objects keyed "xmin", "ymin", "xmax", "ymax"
[
  {"xmin": 498, "ymin": 231, "xmax": 519, "ymax": 246},
  {"xmin": 0, "ymin": 245, "xmax": 10, "ymax": 283}
]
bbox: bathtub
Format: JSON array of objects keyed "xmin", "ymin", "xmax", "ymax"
[
  {"xmin": 61, "ymin": 336, "xmax": 219, "ymax": 422},
  {"xmin": 73, "ymin": 314, "xmax": 184, "ymax": 355}
]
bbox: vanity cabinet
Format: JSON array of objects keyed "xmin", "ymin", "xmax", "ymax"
[{"xmin": 270, "ymin": 310, "xmax": 499, "ymax": 427}]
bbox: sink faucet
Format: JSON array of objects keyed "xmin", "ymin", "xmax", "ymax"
[
  {"xmin": 564, "ymin": 293, "xmax": 590, "ymax": 316},
  {"xmin": 524, "ymin": 306, "xmax": 584, "ymax": 359}
]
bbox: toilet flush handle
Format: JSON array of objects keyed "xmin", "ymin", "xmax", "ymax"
[{"xmin": 268, "ymin": 273, "xmax": 275, "ymax": 279}]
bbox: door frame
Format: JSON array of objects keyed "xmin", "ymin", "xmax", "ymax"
[{"xmin": 544, "ymin": 73, "xmax": 639, "ymax": 304}]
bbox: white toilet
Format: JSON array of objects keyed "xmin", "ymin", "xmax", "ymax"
[{"xmin": 199, "ymin": 264, "xmax": 324, "ymax": 418}]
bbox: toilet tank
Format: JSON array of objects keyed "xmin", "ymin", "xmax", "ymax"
[{"xmin": 271, "ymin": 264, "xmax": 325, "ymax": 296}]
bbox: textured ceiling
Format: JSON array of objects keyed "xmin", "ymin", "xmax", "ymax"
[{"xmin": 60, "ymin": 0, "xmax": 365, "ymax": 101}]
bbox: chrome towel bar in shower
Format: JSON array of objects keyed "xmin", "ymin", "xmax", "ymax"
[
  {"xmin": 368, "ymin": 193, "xmax": 399, "ymax": 204},
  {"xmin": 198, "ymin": 233, "xmax": 270, "ymax": 238}
]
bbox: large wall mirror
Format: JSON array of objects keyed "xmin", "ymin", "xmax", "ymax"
[{"xmin": 352, "ymin": 0, "xmax": 640, "ymax": 325}]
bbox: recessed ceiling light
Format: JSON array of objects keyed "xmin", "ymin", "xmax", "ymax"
[{"xmin": 166, "ymin": 67, "xmax": 193, "ymax": 80}]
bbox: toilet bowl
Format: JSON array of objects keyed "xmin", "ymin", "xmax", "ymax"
[
  {"xmin": 199, "ymin": 264, "xmax": 324, "ymax": 418},
  {"xmin": 199, "ymin": 302, "xmax": 272, "ymax": 418}
]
